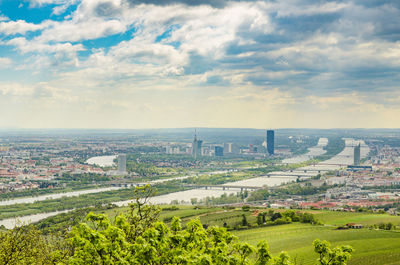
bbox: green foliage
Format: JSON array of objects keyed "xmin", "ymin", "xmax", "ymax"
[
  {"xmin": 313, "ymin": 239, "xmax": 353, "ymax": 265},
  {"xmin": 69, "ymin": 213, "xmax": 264, "ymax": 264},
  {"xmin": 374, "ymin": 222, "xmax": 396, "ymax": 230},
  {"xmin": 126, "ymin": 160, "xmax": 160, "ymax": 177},
  {"xmin": 0, "ymin": 225, "xmax": 71, "ymax": 264},
  {"xmin": 242, "ymin": 205, "xmax": 251, "ymax": 211},
  {"xmin": 241, "ymin": 214, "xmax": 249, "ymax": 226},
  {"xmin": 272, "ymin": 252, "xmax": 292, "ymax": 265},
  {"xmin": 257, "ymin": 212, "xmax": 266, "ymax": 225},
  {"xmin": 248, "ymin": 183, "xmax": 335, "ymax": 201},
  {"xmin": 199, "ymin": 192, "xmax": 245, "ymax": 206}
]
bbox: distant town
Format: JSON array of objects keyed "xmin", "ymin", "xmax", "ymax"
[{"xmin": 0, "ymin": 128, "xmax": 399, "ymax": 225}]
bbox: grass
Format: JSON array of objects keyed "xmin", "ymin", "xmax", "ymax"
[
  {"xmin": 157, "ymin": 207, "xmax": 400, "ymax": 265},
  {"xmin": 313, "ymin": 211, "xmax": 400, "ymax": 226},
  {"xmin": 234, "ymin": 223, "xmax": 400, "ymax": 265}
]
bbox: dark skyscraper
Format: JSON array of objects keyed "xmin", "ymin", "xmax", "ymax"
[
  {"xmin": 354, "ymin": 143, "xmax": 361, "ymax": 166},
  {"xmin": 266, "ymin": 130, "xmax": 274, "ymax": 155},
  {"xmin": 214, "ymin": 146, "xmax": 224, "ymax": 157}
]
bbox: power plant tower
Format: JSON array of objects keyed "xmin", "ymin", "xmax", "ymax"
[
  {"xmin": 354, "ymin": 143, "xmax": 361, "ymax": 166},
  {"xmin": 118, "ymin": 154, "xmax": 127, "ymax": 172},
  {"xmin": 266, "ymin": 130, "xmax": 275, "ymax": 155}
]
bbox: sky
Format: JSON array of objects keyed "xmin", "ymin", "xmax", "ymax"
[{"xmin": 0, "ymin": 0, "xmax": 399, "ymax": 129}]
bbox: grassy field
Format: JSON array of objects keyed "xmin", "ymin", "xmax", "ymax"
[
  {"xmin": 234, "ymin": 223, "xmax": 400, "ymax": 265},
  {"xmin": 313, "ymin": 210, "xmax": 400, "ymax": 226},
  {"xmin": 159, "ymin": 207, "xmax": 400, "ymax": 265}
]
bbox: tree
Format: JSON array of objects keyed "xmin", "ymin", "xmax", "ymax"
[
  {"xmin": 125, "ymin": 184, "xmax": 161, "ymax": 241},
  {"xmin": 242, "ymin": 205, "xmax": 251, "ymax": 211},
  {"xmin": 271, "ymin": 212, "xmax": 282, "ymax": 221},
  {"xmin": 190, "ymin": 198, "xmax": 198, "ymax": 205},
  {"xmin": 313, "ymin": 239, "xmax": 353, "ymax": 265},
  {"xmin": 0, "ymin": 224, "xmax": 70, "ymax": 265},
  {"xmin": 257, "ymin": 213, "xmax": 264, "ymax": 225},
  {"xmin": 255, "ymin": 241, "xmax": 272, "ymax": 265},
  {"xmin": 272, "ymin": 252, "xmax": 292, "ymax": 265},
  {"xmin": 241, "ymin": 214, "xmax": 249, "ymax": 226}
]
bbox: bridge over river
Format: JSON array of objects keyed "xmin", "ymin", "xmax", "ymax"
[{"xmin": 181, "ymin": 184, "xmax": 260, "ymax": 191}]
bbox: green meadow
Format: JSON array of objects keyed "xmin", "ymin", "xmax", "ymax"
[
  {"xmin": 234, "ymin": 223, "xmax": 400, "ymax": 265},
  {"xmin": 313, "ymin": 210, "xmax": 400, "ymax": 226},
  {"xmin": 160, "ymin": 207, "xmax": 400, "ymax": 265}
]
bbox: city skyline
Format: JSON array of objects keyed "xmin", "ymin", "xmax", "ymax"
[{"xmin": 0, "ymin": 0, "xmax": 399, "ymax": 129}]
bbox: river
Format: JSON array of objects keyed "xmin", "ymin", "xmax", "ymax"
[
  {"xmin": 0, "ymin": 174, "xmax": 293, "ymax": 229},
  {"xmin": 299, "ymin": 138, "xmax": 370, "ymax": 172},
  {"xmin": 86, "ymin": 155, "xmax": 117, "ymax": 167},
  {"xmin": 282, "ymin": 137, "xmax": 328, "ymax": 164},
  {"xmin": 0, "ymin": 187, "xmax": 123, "ymax": 206}
]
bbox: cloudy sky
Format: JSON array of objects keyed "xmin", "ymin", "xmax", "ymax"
[{"xmin": 0, "ymin": 0, "xmax": 399, "ymax": 129}]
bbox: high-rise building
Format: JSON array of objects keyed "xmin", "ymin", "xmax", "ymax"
[
  {"xmin": 224, "ymin": 143, "xmax": 232, "ymax": 153},
  {"xmin": 166, "ymin": 145, "xmax": 172, "ymax": 154},
  {"xmin": 266, "ymin": 130, "xmax": 274, "ymax": 155},
  {"xmin": 118, "ymin": 154, "xmax": 127, "ymax": 172},
  {"xmin": 354, "ymin": 143, "xmax": 361, "ymax": 166},
  {"xmin": 192, "ymin": 130, "xmax": 202, "ymax": 159},
  {"xmin": 215, "ymin": 146, "xmax": 224, "ymax": 157},
  {"xmin": 231, "ymin": 143, "xmax": 240, "ymax": 154},
  {"xmin": 197, "ymin": 140, "xmax": 203, "ymax": 157}
]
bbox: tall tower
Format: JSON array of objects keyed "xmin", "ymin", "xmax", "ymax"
[
  {"xmin": 192, "ymin": 129, "xmax": 201, "ymax": 159},
  {"xmin": 215, "ymin": 146, "xmax": 224, "ymax": 157},
  {"xmin": 266, "ymin": 130, "xmax": 274, "ymax": 155},
  {"xmin": 118, "ymin": 154, "xmax": 127, "ymax": 172},
  {"xmin": 354, "ymin": 143, "xmax": 361, "ymax": 166}
]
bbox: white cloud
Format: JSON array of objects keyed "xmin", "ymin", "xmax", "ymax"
[
  {"xmin": 0, "ymin": 82, "xmax": 35, "ymax": 96},
  {"xmin": 0, "ymin": 20, "xmax": 49, "ymax": 35},
  {"xmin": 28, "ymin": 0, "xmax": 69, "ymax": 7},
  {"xmin": 273, "ymin": 1, "xmax": 349, "ymax": 18},
  {"xmin": 0, "ymin": 57, "xmax": 12, "ymax": 68},
  {"xmin": 0, "ymin": 0, "xmax": 399, "ymax": 128},
  {"xmin": 7, "ymin": 37, "xmax": 84, "ymax": 54},
  {"xmin": 37, "ymin": 18, "xmax": 126, "ymax": 42},
  {"xmin": 0, "ymin": 14, "xmax": 8, "ymax": 21}
]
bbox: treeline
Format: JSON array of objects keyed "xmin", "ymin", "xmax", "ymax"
[
  {"xmin": 57, "ymin": 173, "xmax": 111, "ymax": 183},
  {"xmin": 224, "ymin": 208, "xmax": 320, "ymax": 231},
  {"xmin": 248, "ymin": 183, "xmax": 335, "ymax": 201},
  {"xmin": 255, "ymin": 209, "xmax": 320, "ymax": 226},
  {"xmin": 183, "ymin": 172, "xmax": 254, "ymax": 186},
  {"xmin": 192, "ymin": 192, "xmax": 248, "ymax": 206}
]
